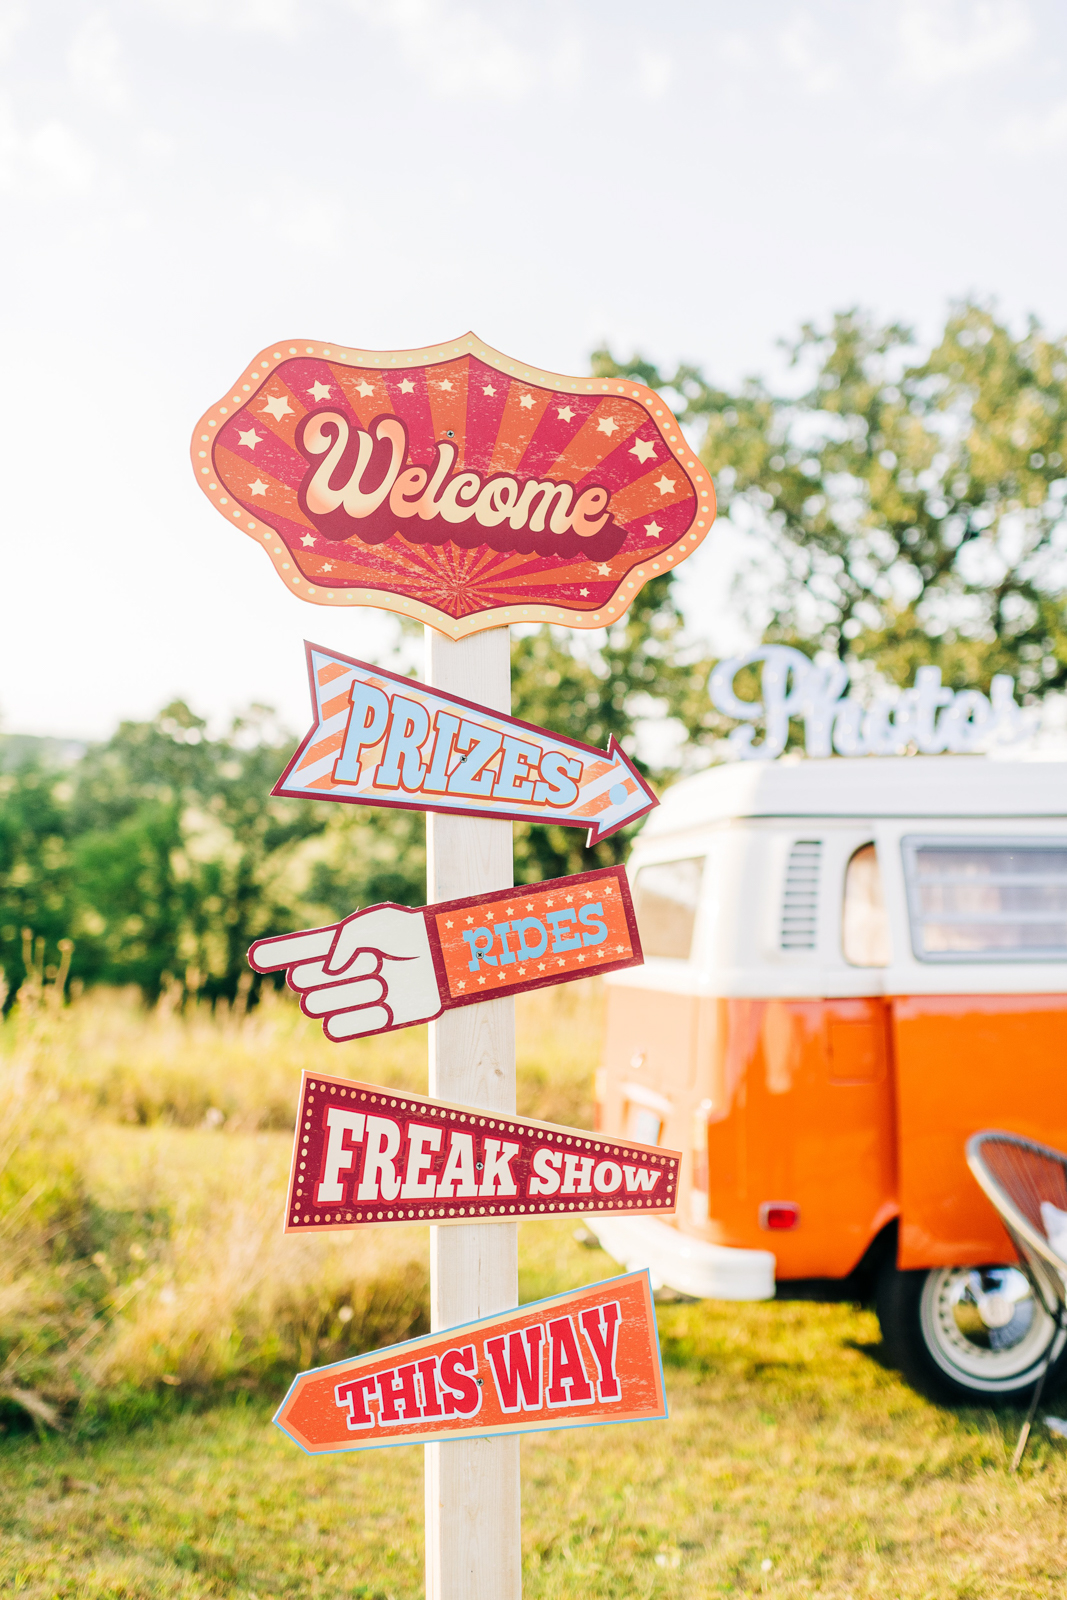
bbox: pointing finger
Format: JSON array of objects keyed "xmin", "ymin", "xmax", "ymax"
[
  {"xmin": 325, "ymin": 1005, "xmax": 392, "ymax": 1040},
  {"xmin": 248, "ymin": 927, "xmax": 335, "ymax": 972},
  {"xmin": 301, "ymin": 976, "xmax": 386, "ymax": 1016},
  {"xmin": 287, "ymin": 951, "xmax": 380, "ymax": 991}
]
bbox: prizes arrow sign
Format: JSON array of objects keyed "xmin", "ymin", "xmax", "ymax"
[{"xmin": 272, "ymin": 642, "xmax": 658, "ymax": 845}]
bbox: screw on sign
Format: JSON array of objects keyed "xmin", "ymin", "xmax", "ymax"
[
  {"xmin": 274, "ymin": 1270, "xmax": 666, "ymax": 1455},
  {"xmin": 283, "ymin": 1071, "xmax": 682, "ymax": 1231},
  {"xmin": 191, "ymin": 336, "xmax": 714, "ymax": 1600},
  {"xmin": 274, "ymin": 642, "xmax": 659, "ymax": 845}
]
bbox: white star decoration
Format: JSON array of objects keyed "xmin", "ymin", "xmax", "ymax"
[
  {"xmin": 438, "ymin": 379, "xmax": 453, "ymax": 392},
  {"xmin": 557, "ymin": 405, "xmax": 575, "ymax": 422},
  {"xmin": 237, "ymin": 428, "xmax": 262, "ymax": 450},
  {"xmin": 300, "ymin": 533, "xmax": 316, "ymax": 547},
  {"xmin": 261, "ymin": 395, "xmax": 293, "ymax": 421},
  {"xmin": 308, "ymin": 381, "xmax": 331, "ymax": 402},
  {"xmin": 596, "ymin": 416, "xmax": 619, "ymax": 437},
  {"xmin": 321, "ymin": 563, "xmax": 333, "ymax": 572},
  {"xmin": 355, "ymin": 379, "xmax": 374, "ymax": 398},
  {"xmin": 644, "ymin": 520, "xmax": 663, "ymax": 538},
  {"xmin": 629, "ymin": 437, "xmax": 656, "ymax": 462},
  {"xmin": 579, "ymin": 587, "xmax": 589, "ymax": 596},
  {"xmin": 596, "ymin": 562, "xmax": 611, "ymax": 575},
  {"xmin": 519, "ymin": 393, "xmax": 535, "ymax": 409},
  {"xmin": 655, "ymin": 475, "xmax": 676, "ymax": 495},
  {"xmin": 483, "ymin": 384, "xmax": 496, "ymax": 396},
  {"xmin": 249, "ymin": 479, "xmax": 268, "ymax": 496},
  {"xmin": 399, "ymin": 379, "xmax": 415, "ymax": 394}
]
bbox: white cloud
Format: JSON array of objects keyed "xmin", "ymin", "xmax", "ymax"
[
  {"xmin": 777, "ymin": 11, "xmax": 839, "ymax": 95},
  {"xmin": 637, "ymin": 49, "xmax": 672, "ymax": 101},
  {"xmin": 67, "ymin": 12, "xmax": 128, "ymax": 113},
  {"xmin": 148, "ymin": 0, "xmax": 302, "ymax": 37},
  {"xmin": 897, "ymin": 0, "xmax": 1032, "ymax": 85},
  {"xmin": 0, "ymin": 1, "xmax": 26, "ymax": 62},
  {"xmin": 349, "ymin": 0, "xmax": 552, "ymax": 100},
  {"xmin": 997, "ymin": 97, "xmax": 1067, "ymax": 152},
  {"xmin": 0, "ymin": 96, "xmax": 97, "ymax": 192}
]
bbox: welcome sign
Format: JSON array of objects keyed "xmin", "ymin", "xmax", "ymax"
[{"xmin": 190, "ymin": 334, "xmax": 715, "ymax": 637}]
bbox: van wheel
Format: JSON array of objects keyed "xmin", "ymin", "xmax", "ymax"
[{"xmin": 876, "ymin": 1264, "xmax": 1067, "ymax": 1404}]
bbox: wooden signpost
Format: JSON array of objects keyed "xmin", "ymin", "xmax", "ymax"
[{"xmin": 190, "ymin": 333, "xmax": 714, "ymax": 1600}]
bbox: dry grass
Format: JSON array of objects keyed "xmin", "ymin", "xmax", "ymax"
[
  {"xmin": 3, "ymin": 981, "xmax": 1067, "ymax": 1596},
  {"xmin": 2, "ymin": 1286, "xmax": 1067, "ymax": 1598},
  {"xmin": 0, "ymin": 981, "xmax": 599, "ymax": 1418}
]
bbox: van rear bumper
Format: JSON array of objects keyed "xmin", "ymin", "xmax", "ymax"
[{"xmin": 585, "ymin": 1215, "xmax": 776, "ymax": 1301}]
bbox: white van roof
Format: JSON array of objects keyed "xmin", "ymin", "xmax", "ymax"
[{"xmin": 642, "ymin": 755, "xmax": 1067, "ymax": 837}]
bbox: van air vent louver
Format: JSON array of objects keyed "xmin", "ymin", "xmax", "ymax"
[{"xmin": 781, "ymin": 839, "xmax": 823, "ymax": 951}]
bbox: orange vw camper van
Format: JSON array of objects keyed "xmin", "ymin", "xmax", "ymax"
[{"xmin": 591, "ymin": 755, "xmax": 1067, "ymax": 1401}]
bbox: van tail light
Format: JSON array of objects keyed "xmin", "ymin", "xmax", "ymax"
[
  {"xmin": 759, "ymin": 1201, "xmax": 800, "ymax": 1231},
  {"xmin": 689, "ymin": 1099, "xmax": 712, "ymax": 1227}
]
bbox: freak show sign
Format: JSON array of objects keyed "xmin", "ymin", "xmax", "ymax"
[
  {"xmin": 284, "ymin": 1071, "xmax": 680, "ymax": 1232},
  {"xmin": 248, "ymin": 866, "xmax": 642, "ymax": 1041},
  {"xmin": 189, "ymin": 334, "xmax": 715, "ymax": 638},
  {"xmin": 274, "ymin": 1270, "xmax": 665, "ymax": 1455},
  {"xmin": 274, "ymin": 642, "xmax": 658, "ymax": 845}
]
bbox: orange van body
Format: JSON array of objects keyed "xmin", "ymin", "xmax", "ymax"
[{"xmin": 596, "ymin": 757, "xmax": 1067, "ymax": 1294}]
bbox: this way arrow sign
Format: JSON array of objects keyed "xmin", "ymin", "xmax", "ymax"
[{"xmin": 272, "ymin": 642, "xmax": 658, "ymax": 845}]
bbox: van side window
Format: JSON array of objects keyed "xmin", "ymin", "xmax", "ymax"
[
  {"xmin": 632, "ymin": 858, "xmax": 704, "ymax": 959},
  {"xmin": 902, "ymin": 836, "xmax": 1067, "ymax": 961},
  {"xmin": 842, "ymin": 843, "xmax": 890, "ymax": 967},
  {"xmin": 780, "ymin": 839, "xmax": 822, "ymax": 951}
]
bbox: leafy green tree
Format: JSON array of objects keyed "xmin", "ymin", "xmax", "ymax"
[
  {"xmin": 596, "ymin": 303, "xmax": 1067, "ymax": 698},
  {"xmin": 0, "ymin": 759, "xmax": 75, "ymax": 996}
]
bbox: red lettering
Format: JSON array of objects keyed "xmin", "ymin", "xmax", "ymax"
[
  {"xmin": 579, "ymin": 1301, "xmax": 622, "ymax": 1402},
  {"xmin": 438, "ymin": 1346, "xmax": 482, "ymax": 1417},
  {"xmin": 334, "ymin": 1373, "xmax": 380, "ymax": 1431},
  {"xmin": 377, "ymin": 1361, "xmax": 422, "ymax": 1424},
  {"xmin": 485, "ymin": 1325, "xmax": 544, "ymax": 1413},
  {"xmin": 545, "ymin": 1315, "xmax": 594, "ymax": 1407}
]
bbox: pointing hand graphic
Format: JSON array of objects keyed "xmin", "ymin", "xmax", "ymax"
[{"xmin": 248, "ymin": 905, "xmax": 442, "ymax": 1041}]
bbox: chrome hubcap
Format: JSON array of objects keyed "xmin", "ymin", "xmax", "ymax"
[{"xmin": 920, "ymin": 1266, "xmax": 1061, "ymax": 1390}]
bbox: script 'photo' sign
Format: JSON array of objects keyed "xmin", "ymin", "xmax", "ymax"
[
  {"xmin": 274, "ymin": 643, "xmax": 658, "ymax": 845},
  {"xmin": 190, "ymin": 334, "xmax": 716, "ymax": 638},
  {"xmin": 284, "ymin": 1070, "xmax": 680, "ymax": 1231},
  {"xmin": 274, "ymin": 1270, "xmax": 665, "ymax": 1455},
  {"xmin": 248, "ymin": 865, "xmax": 641, "ymax": 1041}
]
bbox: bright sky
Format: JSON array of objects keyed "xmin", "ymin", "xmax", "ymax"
[{"xmin": 4, "ymin": 0, "xmax": 1067, "ymax": 739}]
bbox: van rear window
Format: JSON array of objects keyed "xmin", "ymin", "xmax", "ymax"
[
  {"xmin": 902, "ymin": 836, "xmax": 1067, "ymax": 962},
  {"xmin": 632, "ymin": 858, "xmax": 704, "ymax": 960}
]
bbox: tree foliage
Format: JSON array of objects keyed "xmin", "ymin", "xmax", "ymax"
[
  {"xmin": 596, "ymin": 302, "xmax": 1067, "ymax": 695},
  {"xmin": 7, "ymin": 305, "xmax": 1066, "ymax": 999}
]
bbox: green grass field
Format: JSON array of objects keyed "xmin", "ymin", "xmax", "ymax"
[
  {"xmin": 4, "ymin": 1273, "xmax": 1067, "ymax": 1599},
  {"xmin": 2, "ymin": 984, "xmax": 1067, "ymax": 1597}
]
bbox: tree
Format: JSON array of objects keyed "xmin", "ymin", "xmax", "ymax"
[{"xmin": 595, "ymin": 303, "xmax": 1067, "ymax": 699}]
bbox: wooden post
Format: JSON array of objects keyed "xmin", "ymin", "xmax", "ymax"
[{"xmin": 424, "ymin": 625, "xmax": 521, "ymax": 1600}]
